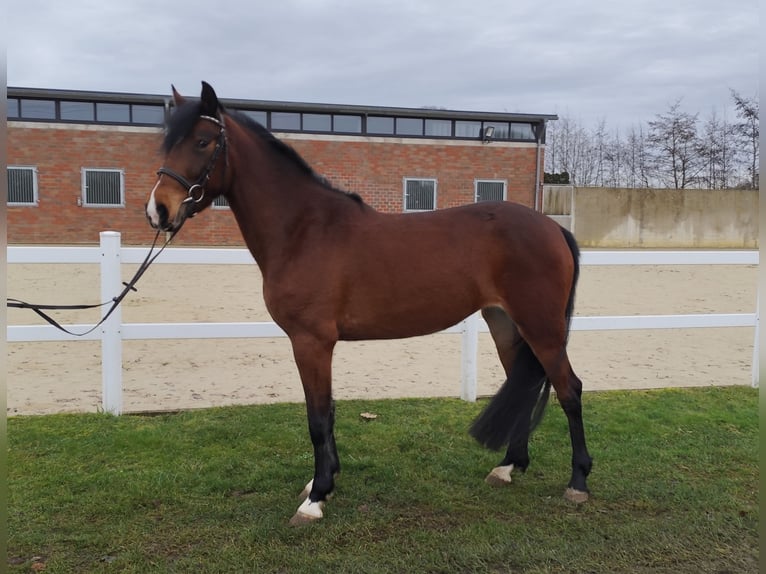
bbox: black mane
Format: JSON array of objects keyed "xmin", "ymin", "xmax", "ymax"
[{"xmin": 163, "ymin": 101, "xmax": 363, "ymax": 205}]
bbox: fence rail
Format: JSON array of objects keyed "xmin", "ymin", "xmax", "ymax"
[{"xmin": 8, "ymin": 231, "xmax": 760, "ymax": 414}]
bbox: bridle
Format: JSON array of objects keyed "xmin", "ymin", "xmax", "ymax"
[{"xmin": 156, "ymin": 114, "xmax": 227, "ymax": 209}]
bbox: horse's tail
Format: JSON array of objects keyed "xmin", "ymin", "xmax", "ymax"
[
  {"xmin": 469, "ymin": 341, "xmax": 550, "ymax": 451},
  {"xmin": 469, "ymin": 225, "xmax": 580, "ymax": 452},
  {"xmin": 561, "ymin": 226, "xmax": 580, "ymax": 340}
]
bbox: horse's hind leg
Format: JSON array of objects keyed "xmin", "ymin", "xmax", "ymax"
[
  {"xmin": 523, "ymin": 337, "xmax": 592, "ymax": 501},
  {"xmin": 477, "ymin": 307, "xmax": 548, "ymax": 487}
]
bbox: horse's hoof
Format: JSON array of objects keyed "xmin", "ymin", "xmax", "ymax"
[
  {"xmin": 289, "ymin": 511, "xmax": 321, "ymax": 526},
  {"xmin": 289, "ymin": 497, "xmax": 324, "ymax": 526},
  {"xmin": 564, "ymin": 487, "xmax": 589, "ymax": 503},
  {"xmin": 485, "ymin": 464, "xmax": 514, "ymax": 487}
]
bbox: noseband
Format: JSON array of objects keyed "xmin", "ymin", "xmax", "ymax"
[{"xmin": 157, "ymin": 114, "xmax": 227, "ymax": 207}]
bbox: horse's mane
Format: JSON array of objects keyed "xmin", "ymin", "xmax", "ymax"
[{"xmin": 163, "ymin": 101, "xmax": 363, "ymax": 205}]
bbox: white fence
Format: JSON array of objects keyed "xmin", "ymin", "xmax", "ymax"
[{"xmin": 8, "ymin": 231, "xmax": 759, "ymax": 415}]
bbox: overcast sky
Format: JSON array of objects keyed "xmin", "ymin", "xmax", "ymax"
[{"xmin": 7, "ymin": 0, "xmax": 759, "ymax": 130}]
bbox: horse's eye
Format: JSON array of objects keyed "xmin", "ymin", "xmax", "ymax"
[{"xmin": 196, "ymin": 138, "xmax": 210, "ymax": 149}]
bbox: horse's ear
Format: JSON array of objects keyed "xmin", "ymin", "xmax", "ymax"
[
  {"xmin": 171, "ymin": 85, "xmax": 186, "ymax": 106},
  {"xmin": 200, "ymin": 81, "xmax": 221, "ymax": 117}
]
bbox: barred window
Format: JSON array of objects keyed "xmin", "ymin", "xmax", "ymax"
[
  {"xmin": 8, "ymin": 166, "xmax": 38, "ymax": 205},
  {"xmin": 475, "ymin": 180, "xmax": 506, "ymax": 202},
  {"xmin": 212, "ymin": 195, "xmax": 229, "ymax": 209},
  {"xmin": 82, "ymin": 168, "xmax": 124, "ymax": 207},
  {"xmin": 404, "ymin": 178, "xmax": 436, "ymax": 211}
]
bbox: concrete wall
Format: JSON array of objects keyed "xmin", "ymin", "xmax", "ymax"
[{"xmin": 543, "ymin": 185, "xmax": 759, "ymax": 248}]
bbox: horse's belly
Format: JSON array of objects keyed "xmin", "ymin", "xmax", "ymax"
[{"xmin": 336, "ymin": 295, "xmax": 478, "ymax": 341}]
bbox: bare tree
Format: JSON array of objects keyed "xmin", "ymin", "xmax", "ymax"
[
  {"xmin": 592, "ymin": 119, "xmax": 609, "ymax": 186},
  {"xmin": 603, "ymin": 126, "xmax": 626, "ymax": 188},
  {"xmin": 697, "ymin": 108, "xmax": 738, "ymax": 189},
  {"xmin": 545, "ymin": 116, "xmax": 596, "ymax": 186},
  {"xmin": 623, "ymin": 124, "xmax": 652, "ymax": 188},
  {"xmin": 545, "ymin": 89, "xmax": 755, "ymax": 189},
  {"xmin": 730, "ymin": 89, "xmax": 759, "ymax": 188},
  {"xmin": 647, "ymin": 99, "xmax": 703, "ymax": 188}
]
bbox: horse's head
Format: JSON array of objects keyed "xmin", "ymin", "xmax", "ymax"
[{"xmin": 146, "ymin": 81, "xmax": 228, "ymax": 232}]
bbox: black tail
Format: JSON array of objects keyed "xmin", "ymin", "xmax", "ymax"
[
  {"xmin": 469, "ymin": 226, "xmax": 580, "ymax": 451},
  {"xmin": 560, "ymin": 226, "xmax": 580, "ymax": 338},
  {"xmin": 469, "ymin": 341, "xmax": 550, "ymax": 450}
]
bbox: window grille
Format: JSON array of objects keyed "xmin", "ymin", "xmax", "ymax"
[
  {"xmin": 82, "ymin": 169, "xmax": 124, "ymax": 207},
  {"xmin": 475, "ymin": 180, "xmax": 506, "ymax": 202},
  {"xmin": 8, "ymin": 166, "xmax": 38, "ymax": 205},
  {"xmin": 404, "ymin": 178, "xmax": 437, "ymax": 211},
  {"xmin": 212, "ymin": 195, "xmax": 229, "ymax": 208}
]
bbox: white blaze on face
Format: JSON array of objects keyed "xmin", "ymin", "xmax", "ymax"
[{"xmin": 146, "ymin": 178, "xmax": 162, "ymax": 226}]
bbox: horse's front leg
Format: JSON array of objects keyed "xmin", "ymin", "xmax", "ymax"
[{"xmin": 288, "ymin": 333, "xmax": 339, "ymax": 525}]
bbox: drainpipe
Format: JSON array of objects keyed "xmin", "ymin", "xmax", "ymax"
[{"xmin": 533, "ymin": 122, "xmax": 544, "ymax": 211}]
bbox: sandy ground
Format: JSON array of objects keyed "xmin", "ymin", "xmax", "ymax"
[{"xmin": 7, "ymin": 256, "xmax": 758, "ymax": 415}]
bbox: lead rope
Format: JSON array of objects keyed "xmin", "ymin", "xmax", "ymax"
[{"xmin": 7, "ymin": 228, "xmax": 176, "ymax": 337}]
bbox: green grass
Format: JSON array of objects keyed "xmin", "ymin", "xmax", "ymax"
[{"xmin": 8, "ymin": 386, "xmax": 758, "ymax": 573}]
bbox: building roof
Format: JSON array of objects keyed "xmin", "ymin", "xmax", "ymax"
[{"xmin": 8, "ymin": 86, "xmax": 558, "ymax": 123}]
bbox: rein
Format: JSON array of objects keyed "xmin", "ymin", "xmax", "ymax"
[
  {"xmin": 156, "ymin": 114, "xmax": 227, "ymax": 207},
  {"xmin": 7, "ymin": 228, "xmax": 176, "ymax": 337},
  {"xmin": 9, "ymin": 115, "xmax": 226, "ymax": 337}
]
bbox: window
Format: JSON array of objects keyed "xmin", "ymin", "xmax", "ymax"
[
  {"xmin": 96, "ymin": 103, "xmax": 130, "ymax": 123},
  {"xmin": 20, "ymin": 99, "xmax": 56, "ymax": 119},
  {"xmin": 455, "ymin": 120, "xmax": 481, "ymax": 138},
  {"xmin": 271, "ymin": 112, "xmax": 301, "ymax": 130},
  {"xmin": 303, "ymin": 113, "xmax": 332, "ymax": 132},
  {"xmin": 425, "ymin": 119, "xmax": 452, "ymax": 137},
  {"xmin": 82, "ymin": 169, "xmax": 124, "ymax": 207},
  {"xmin": 212, "ymin": 195, "xmax": 229, "ymax": 208},
  {"xmin": 483, "ymin": 121, "xmax": 510, "ymax": 140},
  {"xmin": 404, "ymin": 178, "xmax": 436, "ymax": 211},
  {"xmin": 395, "ymin": 117, "xmax": 423, "ymax": 136},
  {"xmin": 475, "ymin": 180, "xmax": 506, "ymax": 202},
  {"xmin": 333, "ymin": 114, "xmax": 362, "ymax": 133},
  {"xmin": 8, "ymin": 98, "xmax": 20, "ymax": 118},
  {"xmin": 367, "ymin": 116, "xmax": 394, "ymax": 134},
  {"xmin": 8, "ymin": 166, "xmax": 38, "ymax": 205},
  {"xmin": 510, "ymin": 122, "xmax": 536, "ymax": 140},
  {"xmin": 61, "ymin": 101, "xmax": 95, "ymax": 122},
  {"xmin": 241, "ymin": 110, "xmax": 268, "ymax": 127},
  {"xmin": 132, "ymin": 104, "xmax": 165, "ymax": 125}
]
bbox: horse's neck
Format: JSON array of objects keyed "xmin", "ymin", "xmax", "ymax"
[{"xmin": 225, "ymin": 129, "xmax": 336, "ymax": 273}]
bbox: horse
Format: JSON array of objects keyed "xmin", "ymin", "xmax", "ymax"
[{"xmin": 145, "ymin": 82, "xmax": 592, "ymax": 525}]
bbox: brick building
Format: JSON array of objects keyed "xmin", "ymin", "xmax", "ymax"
[{"xmin": 8, "ymin": 87, "xmax": 556, "ymax": 245}]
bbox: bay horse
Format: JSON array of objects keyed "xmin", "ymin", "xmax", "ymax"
[{"xmin": 145, "ymin": 82, "xmax": 592, "ymax": 525}]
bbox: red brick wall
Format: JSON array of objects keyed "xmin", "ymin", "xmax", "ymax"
[{"xmin": 8, "ymin": 123, "xmax": 543, "ymax": 245}]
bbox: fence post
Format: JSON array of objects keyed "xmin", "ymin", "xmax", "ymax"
[
  {"xmin": 460, "ymin": 312, "xmax": 479, "ymax": 401},
  {"xmin": 100, "ymin": 231, "xmax": 123, "ymax": 415},
  {"xmin": 752, "ymin": 294, "xmax": 759, "ymax": 388}
]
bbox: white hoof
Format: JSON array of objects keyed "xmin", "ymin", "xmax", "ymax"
[
  {"xmin": 485, "ymin": 464, "xmax": 514, "ymax": 487},
  {"xmin": 289, "ymin": 497, "xmax": 324, "ymax": 526}
]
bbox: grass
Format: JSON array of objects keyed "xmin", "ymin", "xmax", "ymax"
[{"xmin": 8, "ymin": 386, "xmax": 758, "ymax": 573}]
